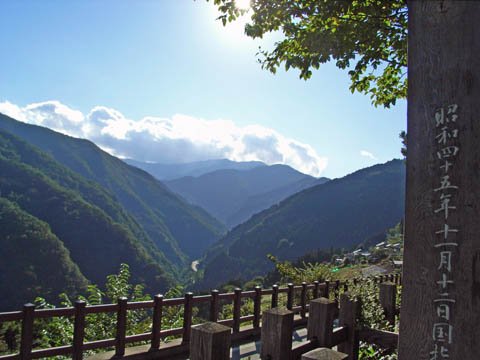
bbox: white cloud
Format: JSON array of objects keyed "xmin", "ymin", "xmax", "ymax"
[
  {"xmin": 360, "ymin": 150, "xmax": 377, "ymax": 161},
  {"xmin": 0, "ymin": 100, "xmax": 328, "ymax": 176}
]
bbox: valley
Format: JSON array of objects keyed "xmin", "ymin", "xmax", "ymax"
[{"xmin": 0, "ymin": 112, "xmax": 405, "ymax": 311}]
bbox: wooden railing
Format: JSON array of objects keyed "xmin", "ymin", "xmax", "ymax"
[{"xmin": 0, "ymin": 274, "xmax": 401, "ymax": 360}]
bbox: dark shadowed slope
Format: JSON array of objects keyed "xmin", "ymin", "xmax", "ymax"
[{"xmin": 0, "ymin": 197, "xmax": 89, "ymax": 310}]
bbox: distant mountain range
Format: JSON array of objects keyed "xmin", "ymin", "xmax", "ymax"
[
  {"xmin": 164, "ymin": 166, "xmax": 329, "ymax": 228},
  {"xmin": 0, "ymin": 113, "xmax": 228, "ymax": 309},
  {"xmin": 197, "ymin": 159, "xmax": 406, "ymax": 289},
  {"xmin": 0, "ymin": 111, "xmax": 406, "ymax": 310},
  {"xmin": 123, "ymin": 158, "xmax": 266, "ymax": 180},
  {"xmin": 0, "ymin": 113, "xmax": 226, "ymax": 267}
]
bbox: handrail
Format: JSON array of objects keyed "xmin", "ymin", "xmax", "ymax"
[{"xmin": 0, "ymin": 273, "xmax": 401, "ymax": 359}]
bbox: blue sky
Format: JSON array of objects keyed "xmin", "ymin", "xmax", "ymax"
[{"xmin": 0, "ymin": 0, "xmax": 406, "ymax": 179}]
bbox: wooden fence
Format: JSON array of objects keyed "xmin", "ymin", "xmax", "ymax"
[{"xmin": 0, "ymin": 274, "xmax": 401, "ymax": 360}]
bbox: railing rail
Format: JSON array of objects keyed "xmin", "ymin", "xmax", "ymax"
[{"xmin": 0, "ymin": 273, "xmax": 402, "ymax": 360}]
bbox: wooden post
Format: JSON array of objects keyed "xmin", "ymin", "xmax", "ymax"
[
  {"xmin": 324, "ymin": 280, "xmax": 330, "ymax": 298},
  {"xmin": 287, "ymin": 283, "xmax": 294, "ymax": 310},
  {"xmin": 232, "ymin": 288, "xmax": 242, "ymax": 333},
  {"xmin": 399, "ymin": 2, "xmax": 480, "ymax": 359},
  {"xmin": 210, "ymin": 290, "xmax": 219, "ymax": 322},
  {"xmin": 302, "ymin": 348, "xmax": 348, "ymax": 360},
  {"xmin": 307, "ymin": 297, "xmax": 336, "ymax": 347},
  {"xmin": 338, "ymin": 293, "xmax": 360, "ymax": 360},
  {"xmin": 72, "ymin": 300, "xmax": 86, "ymax": 360},
  {"xmin": 254, "ymin": 286, "xmax": 262, "ymax": 328},
  {"xmin": 379, "ymin": 282, "xmax": 397, "ymax": 325},
  {"xmin": 272, "ymin": 284, "xmax": 279, "ymax": 308},
  {"xmin": 151, "ymin": 294, "xmax": 163, "ymax": 350},
  {"xmin": 260, "ymin": 307, "xmax": 293, "ymax": 360},
  {"xmin": 182, "ymin": 292, "xmax": 193, "ymax": 344},
  {"xmin": 301, "ymin": 282, "xmax": 308, "ymax": 318},
  {"xmin": 190, "ymin": 322, "xmax": 231, "ymax": 360},
  {"xmin": 20, "ymin": 303, "xmax": 35, "ymax": 360},
  {"xmin": 115, "ymin": 297, "xmax": 128, "ymax": 357},
  {"xmin": 313, "ymin": 281, "xmax": 320, "ymax": 299}
]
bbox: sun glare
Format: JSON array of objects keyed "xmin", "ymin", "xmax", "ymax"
[{"xmin": 235, "ymin": 0, "xmax": 251, "ymax": 10}]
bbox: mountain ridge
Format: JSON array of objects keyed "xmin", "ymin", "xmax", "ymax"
[{"xmin": 198, "ymin": 159, "xmax": 406, "ymax": 289}]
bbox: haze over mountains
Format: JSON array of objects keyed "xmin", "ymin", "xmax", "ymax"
[
  {"xmin": 164, "ymin": 166, "xmax": 329, "ymax": 228},
  {"xmin": 125, "ymin": 158, "xmax": 329, "ymax": 229},
  {"xmin": 124, "ymin": 158, "xmax": 266, "ymax": 180}
]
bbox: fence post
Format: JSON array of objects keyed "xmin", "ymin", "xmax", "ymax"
[
  {"xmin": 301, "ymin": 282, "xmax": 308, "ymax": 318},
  {"xmin": 324, "ymin": 280, "xmax": 330, "ymax": 298},
  {"xmin": 210, "ymin": 290, "xmax": 219, "ymax": 322},
  {"xmin": 334, "ymin": 280, "xmax": 340, "ymax": 307},
  {"xmin": 233, "ymin": 288, "xmax": 242, "ymax": 333},
  {"xmin": 313, "ymin": 281, "xmax": 320, "ymax": 299},
  {"xmin": 254, "ymin": 286, "xmax": 262, "ymax": 328},
  {"xmin": 302, "ymin": 348, "xmax": 349, "ymax": 360},
  {"xmin": 20, "ymin": 303, "xmax": 35, "ymax": 360},
  {"xmin": 72, "ymin": 300, "xmax": 86, "ymax": 360},
  {"xmin": 338, "ymin": 293, "xmax": 360, "ymax": 360},
  {"xmin": 151, "ymin": 294, "xmax": 163, "ymax": 350},
  {"xmin": 190, "ymin": 322, "xmax": 231, "ymax": 360},
  {"xmin": 287, "ymin": 283, "xmax": 294, "ymax": 310},
  {"xmin": 182, "ymin": 292, "xmax": 193, "ymax": 344},
  {"xmin": 272, "ymin": 284, "xmax": 279, "ymax": 308},
  {"xmin": 379, "ymin": 282, "xmax": 397, "ymax": 324},
  {"xmin": 260, "ymin": 308, "xmax": 293, "ymax": 360},
  {"xmin": 115, "ymin": 297, "xmax": 128, "ymax": 357},
  {"xmin": 307, "ymin": 298, "xmax": 336, "ymax": 348}
]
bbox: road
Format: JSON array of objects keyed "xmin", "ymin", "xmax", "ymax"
[{"xmin": 191, "ymin": 260, "xmax": 199, "ymax": 272}]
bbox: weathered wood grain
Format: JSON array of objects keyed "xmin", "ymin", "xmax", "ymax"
[{"xmin": 400, "ymin": 1, "xmax": 480, "ymax": 359}]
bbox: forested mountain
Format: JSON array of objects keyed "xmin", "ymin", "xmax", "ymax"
[
  {"xmin": 0, "ymin": 197, "xmax": 89, "ymax": 310},
  {"xmin": 198, "ymin": 160, "xmax": 406, "ymax": 289},
  {"xmin": 165, "ymin": 165, "xmax": 329, "ymax": 228},
  {"xmin": 0, "ymin": 113, "xmax": 226, "ymax": 265},
  {"xmin": 124, "ymin": 158, "xmax": 266, "ymax": 180},
  {"xmin": 0, "ymin": 129, "xmax": 175, "ymax": 309}
]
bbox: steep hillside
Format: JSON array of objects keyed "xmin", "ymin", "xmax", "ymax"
[
  {"xmin": 198, "ymin": 160, "xmax": 406, "ymax": 289},
  {"xmin": 124, "ymin": 158, "xmax": 266, "ymax": 180},
  {"xmin": 0, "ymin": 128, "xmax": 173, "ymax": 273},
  {"xmin": 165, "ymin": 165, "xmax": 326, "ymax": 228},
  {"xmin": 0, "ymin": 137, "xmax": 175, "ymax": 302},
  {"xmin": 0, "ymin": 198, "xmax": 89, "ymax": 310},
  {"xmin": 0, "ymin": 113, "xmax": 226, "ymax": 263}
]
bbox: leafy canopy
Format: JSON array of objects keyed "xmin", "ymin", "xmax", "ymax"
[{"xmin": 211, "ymin": 0, "xmax": 408, "ymax": 107}]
